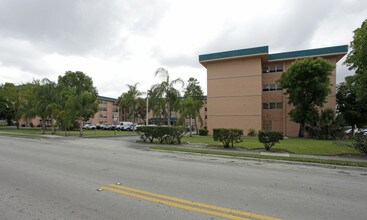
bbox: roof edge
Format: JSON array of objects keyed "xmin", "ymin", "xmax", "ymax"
[
  {"xmin": 268, "ymin": 45, "xmax": 348, "ymax": 61},
  {"xmin": 97, "ymin": 95, "xmax": 117, "ymax": 101},
  {"xmin": 199, "ymin": 46, "xmax": 269, "ymax": 62}
]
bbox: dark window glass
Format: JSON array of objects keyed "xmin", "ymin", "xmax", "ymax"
[
  {"xmin": 276, "ymin": 64, "xmax": 283, "ymax": 72},
  {"xmin": 263, "ymin": 84, "xmax": 270, "ymax": 91},
  {"xmin": 270, "ymin": 84, "xmax": 276, "ymax": 91},
  {"xmin": 263, "ymin": 103, "xmax": 269, "ymax": 109},
  {"xmin": 262, "ymin": 66, "xmax": 269, "ymax": 73}
]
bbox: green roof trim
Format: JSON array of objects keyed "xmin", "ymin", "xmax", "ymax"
[
  {"xmin": 269, "ymin": 45, "xmax": 348, "ymax": 60},
  {"xmin": 97, "ymin": 95, "xmax": 117, "ymax": 102},
  {"xmin": 199, "ymin": 46, "xmax": 268, "ymax": 62}
]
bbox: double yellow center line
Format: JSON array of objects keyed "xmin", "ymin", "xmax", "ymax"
[{"xmin": 99, "ymin": 183, "xmax": 282, "ymax": 220}]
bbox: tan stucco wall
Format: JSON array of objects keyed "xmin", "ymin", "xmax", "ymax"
[
  {"xmin": 203, "ymin": 53, "xmax": 342, "ymax": 137},
  {"xmin": 206, "ymin": 57, "xmax": 262, "ymax": 134}
]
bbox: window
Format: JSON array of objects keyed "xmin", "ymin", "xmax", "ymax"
[
  {"xmin": 99, "ymin": 114, "xmax": 107, "ymax": 118},
  {"xmin": 99, "ymin": 107, "xmax": 107, "ymax": 111},
  {"xmin": 276, "ymin": 64, "xmax": 283, "ymax": 72},
  {"xmin": 263, "ymin": 102, "xmax": 283, "ymax": 109},
  {"xmin": 262, "ymin": 84, "xmax": 270, "ymax": 91},
  {"xmin": 112, "ymin": 108, "xmax": 119, "ymax": 112},
  {"xmin": 262, "ymin": 84, "xmax": 282, "ymax": 91},
  {"xmin": 269, "ymin": 84, "xmax": 277, "ymax": 91},
  {"xmin": 262, "ymin": 64, "xmax": 284, "ymax": 73},
  {"xmin": 99, "ymin": 100, "xmax": 107, "ymax": 104}
]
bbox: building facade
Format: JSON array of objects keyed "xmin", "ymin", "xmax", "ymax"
[
  {"xmin": 88, "ymin": 96, "xmax": 122, "ymax": 125},
  {"xmin": 199, "ymin": 45, "xmax": 348, "ymax": 137}
]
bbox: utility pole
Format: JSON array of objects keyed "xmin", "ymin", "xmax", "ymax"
[{"xmin": 146, "ymin": 90, "xmax": 149, "ymax": 126}]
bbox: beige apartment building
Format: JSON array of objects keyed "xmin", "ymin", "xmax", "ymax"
[
  {"xmin": 199, "ymin": 45, "xmax": 348, "ymax": 137},
  {"xmin": 91, "ymin": 96, "xmax": 208, "ymax": 127},
  {"xmin": 89, "ymin": 96, "xmax": 122, "ymax": 125}
]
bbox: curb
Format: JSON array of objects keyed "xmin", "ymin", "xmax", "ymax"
[{"xmin": 150, "ymin": 148, "xmax": 367, "ymax": 171}]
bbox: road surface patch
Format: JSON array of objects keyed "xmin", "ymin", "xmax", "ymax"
[{"xmin": 99, "ymin": 183, "xmax": 282, "ymax": 220}]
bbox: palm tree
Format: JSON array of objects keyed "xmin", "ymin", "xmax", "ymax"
[
  {"xmin": 151, "ymin": 68, "xmax": 184, "ymax": 126},
  {"xmin": 35, "ymin": 79, "xmax": 59, "ymax": 134},
  {"xmin": 119, "ymin": 83, "xmax": 144, "ymax": 125}
]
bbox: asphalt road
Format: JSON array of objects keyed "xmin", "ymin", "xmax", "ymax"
[{"xmin": 0, "ymin": 136, "xmax": 366, "ymax": 220}]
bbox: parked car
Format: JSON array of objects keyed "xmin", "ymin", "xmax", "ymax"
[
  {"xmin": 355, "ymin": 128, "xmax": 367, "ymax": 135},
  {"xmin": 127, "ymin": 123, "xmax": 144, "ymax": 131},
  {"xmin": 83, "ymin": 123, "xmax": 96, "ymax": 130},
  {"xmin": 101, "ymin": 123, "xmax": 112, "ymax": 130},
  {"xmin": 116, "ymin": 122, "xmax": 133, "ymax": 131}
]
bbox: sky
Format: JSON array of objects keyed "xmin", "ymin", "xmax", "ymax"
[{"xmin": 0, "ymin": 0, "xmax": 366, "ymax": 98}]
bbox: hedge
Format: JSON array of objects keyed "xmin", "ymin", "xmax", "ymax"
[{"xmin": 136, "ymin": 126, "xmax": 185, "ymax": 144}]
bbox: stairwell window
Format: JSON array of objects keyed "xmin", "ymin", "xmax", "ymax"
[
  {"xmin": 262, "ymin": 102, "xmax": 283, "ymax": 109},
  {"xmin": 262, "ymin": 64, "xmax": 283, "ymax": 73},
  {"xmin": 262, "ymin": 83, "xmax": 283, "ymax": 91}
]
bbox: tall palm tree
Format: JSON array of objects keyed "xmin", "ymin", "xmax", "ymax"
[
  {"xmin": 151, "ymin": 68, "xmax": 184, "ymax": 126},
  {"xmin": 119, "ymin": 83, "xmax": 144, "ymax": 124}
]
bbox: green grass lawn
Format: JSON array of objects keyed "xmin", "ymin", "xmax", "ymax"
[
  {"xmin": 182, "ymin": 135, "xmax": 359, "ymax": 156},
  {"xmin": 0, "ymin": 126, "xmax": 136, "ymax": 137}
]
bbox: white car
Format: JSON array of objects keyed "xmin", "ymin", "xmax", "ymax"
[
  {"xmin": 116, "ymin": 122, "xmax": 133, "ymax": 131},
  {"xmin": 83, "ymin": 123, "xmax": 96, "ymax": 130}
]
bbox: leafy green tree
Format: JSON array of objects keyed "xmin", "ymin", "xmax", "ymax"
[
  {"xmin": 1, "ymin": 83, "xmax": 31, "ymax": 128},
  {"xmin": 179, "ymin": 77, "xmax": 205, "ymax": 135},
  {"xmin": 58, "ymin": 71, "xmax": 98, "ymax": 137},
  {"xmin": 21, "ymin": 82, "xmax": 38, "ymax": 127},
  {"xmin": 151, "ymin": 68, "xmax": 184, "ymax": 126},
  {"xmin": 278, "ymin": 57, "xmax": 334, "ymax": 137},
  {"xmin": 0, "ymin": 83, "xmax": 13, "ymax": 125},
  {"xmin": 336, "ymin": 75, "xmax": 367, "ymax": 132},
  {"xmin": 345, "ymin": 18, "xmax": 367, "ymax": 105}
]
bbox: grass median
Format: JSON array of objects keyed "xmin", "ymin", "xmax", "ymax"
[
  {"xmin": 150, "ymin": 146, "xmax": 367, "ymax": 167},
  {"xmin": 182, "ymin": 136, "xmax": 359, "ymax": 156},
  {"xmin": 0, "ymin": 126, "xmax": 136, "ymax": 137}
]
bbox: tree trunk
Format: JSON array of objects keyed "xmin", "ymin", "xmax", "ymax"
[
  {"xmin": 298, "ymin": 121, "xmax": 305, "ymax": 138},
  {"xmin": 167, "ymin": 104, "xmax": 171, "ymax": 126},
  {"xmin": 41, "ymin": 117, "xmax": 46, "ymax": 134},
  {"xmin": 189, "ymin": 116, "xmax": 192, "ymax": 137},
  {"xmin": 79, "ymin": 117, "xmax": 83, "ymax": 137},
  {"xmin": 51, "ymin": 115, "xmax": 55, "ymax": 135}
]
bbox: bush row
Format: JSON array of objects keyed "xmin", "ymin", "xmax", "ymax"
[{"xmin": 136, "ymin": 126, "xmax": 185, "ymax": 144}]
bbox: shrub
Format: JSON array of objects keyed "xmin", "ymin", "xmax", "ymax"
[
  {"xmin": 258, "ymin": 130, "xmax": 284, "ymax": 151},
  {"xmin": 136, "ymin": 126, "xmax": 185, "ymax": 144},
  {"xmin": 350, "ymin": 133, "xmax": 367, "ymax": 155},
  {"xmin": 306, "ymin": 108, "xmax": 345, "ymax": 140},
  {"xmin": 213, "ymin": 128, "xmax": 243, "ymax": 148},
  {"xmin": 247, "ymin": 128, "xmax": 257, "ymax": 137},
  {"xmin": 29, "ymin": 122, "xmax": 34, "ymax": 127},
  {"xmin": 199, "ymin": 128, "xmax": 209, "ymax": 136}
]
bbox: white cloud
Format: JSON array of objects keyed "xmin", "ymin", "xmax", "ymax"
[{"xmin": 0, "ymin": 0, "xmax": 365, "ymax": 97}]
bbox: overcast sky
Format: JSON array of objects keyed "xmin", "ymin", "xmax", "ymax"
[{"xmin": 0, "ymin": 0, "xmax": 366, "ymax": 98}]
